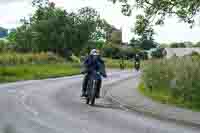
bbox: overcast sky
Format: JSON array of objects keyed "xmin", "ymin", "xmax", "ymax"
[{"xmin": 1, "ymin": 0, "xmax": 200, "ymax": 43}]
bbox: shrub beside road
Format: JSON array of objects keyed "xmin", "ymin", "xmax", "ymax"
[
  {"xmin": 140, "ymin": 56, "xmax": 200, "ymax": 111},
  {"xmin": 104, "ymin": 58, "xmax": 134, "ymax": 69}
]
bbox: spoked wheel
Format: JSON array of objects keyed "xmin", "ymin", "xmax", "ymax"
[
  {"xmin": 90, "ymin": 91, "xmax": 96, "ymax": 106},
  {"xmin": 84, "ymin": 77, "xmax": 98, "ymax": 106},
  {"xmin": 91, "ymin": 96, "xmax": 95, "ymax": 106},
  {"xmin": 90, "ymin": 80, "xmax": 97, "ymax": 106},
  {"xmin": 86, "ymin": 97, "xmax": 90, "ymax": 104},
  {"xmin": 86, "ymin": 80, "xmax": 92, "ymax": 105},
  {"xmin": 86, "ymin": 87, "xmax": 90, "ymax": 104}
]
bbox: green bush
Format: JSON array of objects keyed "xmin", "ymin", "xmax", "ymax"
[
  {"xmin": 102, "ymin": 44, "xmax": 138, "ymax": 59},
  {"xmin": 120, "ymin": 48, "xmax": 136, "ymax": 59},
  {"xmin": 102, "ymin": 44, "xmax": 121, "ymax": 59},
  {"xmin": 104, "ymin": 58, "xmax": 134, "ymax": 68},
  {"xmin": 70, "ymin": 54, "xmax": 81, "ymax": 63},
  {"xmin": 151, "ymin": 48, "xmax": 166, "ymax": 58},
  {"xmin": 190, "ymin": 51, "xmax": 200, "ymax": 57},
  {"xmin": 0, "ymin": 40, "xmax": 9, "ymax": 52},
  {"xmin": 81, "ymin": 41, "xmax": 105, "ymax": 56},
  {"xmin": 0, "ymin": 52, "xmax": 65, "ymax": 65},
  {"xmin": 142, "ymin": 57, "xmax": 200, "ymax": 110},
  {"xmin": 0, "ymin": 39, "xmax": 19, "ymax": 52},
  {"xmin": 10, "ymin": 5, "xmax": 107, "ymax": 57}
]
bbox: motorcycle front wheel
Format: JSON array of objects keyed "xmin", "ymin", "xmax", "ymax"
[{"xmin": 90, "ymin": 80, "xmax": 97, "ymax": 106}]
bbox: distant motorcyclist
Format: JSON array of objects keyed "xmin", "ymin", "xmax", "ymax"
[
  {"xmin": 135, "ymin": 54, "xmax": 140, "ymax": 62},
  {"xmin": 120, "ymin": 57, "xmax": 125, "ymax": 70},
  {"xmin": 134, "ymin": 54, "xmax": 140, "ymax": 70},
  {"xmin": 81, "ymin": 49, "xmax": 107, "ymax": 98}
]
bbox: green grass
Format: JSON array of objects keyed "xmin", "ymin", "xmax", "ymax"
[
  {"xmin": 0, "ymin": 63, "xmax": 80, "ymax": 83},
  {"xmin": 139, "ymin": 82, "xmax": 200, "ymax": 112}
]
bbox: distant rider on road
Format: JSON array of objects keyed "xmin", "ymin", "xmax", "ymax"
[{"xmin": 134, "ymin": 54, "xmax": 141, "ymax": 69}]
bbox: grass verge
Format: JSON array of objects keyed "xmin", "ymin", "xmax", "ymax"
[
  {"xmin": 138, "ymin": 82, "xmax": 200, "ymax": 112},
  {"xmin": 0, "ymin": 57, "xmax": 134, "ymax": 83},
  {"xmin": 0, "ymin": 63, "xmax": 80, "ymax": 83}
]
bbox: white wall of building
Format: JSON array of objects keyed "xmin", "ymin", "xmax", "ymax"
[{"xmin": 165, "ymin": 48, "xmax": 200, "ymax": 58}]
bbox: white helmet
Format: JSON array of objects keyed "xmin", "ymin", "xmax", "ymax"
[{"xmin": 90, "ymin": 49, "xmax": 99, "ymax": 56}]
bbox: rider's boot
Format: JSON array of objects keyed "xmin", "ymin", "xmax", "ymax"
[{"xmin": 81, "ymin": 91, "xmax": 87, "ymax": 97}]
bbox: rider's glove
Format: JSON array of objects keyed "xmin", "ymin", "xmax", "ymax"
[{"xmin": 103, "ymin": 74, "xmax": 107, "ymax": 78}]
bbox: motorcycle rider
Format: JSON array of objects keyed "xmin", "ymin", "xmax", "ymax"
[
  {"xmin": 134, "ymin": 53, "xmax": 140, "ymax": 69},
  {"xmin": 81, "ymin": 49, "xmax": 107, "ymax": 98}
]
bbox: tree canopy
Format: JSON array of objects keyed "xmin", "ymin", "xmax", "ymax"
[
  {"xmin": 129, "ymin": 36, "xmax": 157, "ymax": 50},
  {"xmin": 170, "ymin": 42, "xmax": 186, "ymax": 48},
  {"xmin": 109, "ymin": 0, "xmax": 200, "ymax": 37},
  {"xmin": 9, "ymin": 0, "xmax": 110, "ymax": 57}
]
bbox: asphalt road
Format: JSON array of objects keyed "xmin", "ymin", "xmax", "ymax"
[{"xmin": 0, "ymin": 70, "xmax": 199, "ymax": 133}]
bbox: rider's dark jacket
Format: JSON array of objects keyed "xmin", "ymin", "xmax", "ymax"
[
  {"xmin": 83, "ymin": 55, "xmax": 106, "ymax": 77},
  {"xmin": 81, "ymin": 55, "xmax": 106, "ymax": 96}
]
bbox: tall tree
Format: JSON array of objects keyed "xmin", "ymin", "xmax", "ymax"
[{"xmin": 12, "ymin": 1, "xmax": 110, "ymax": 57}]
